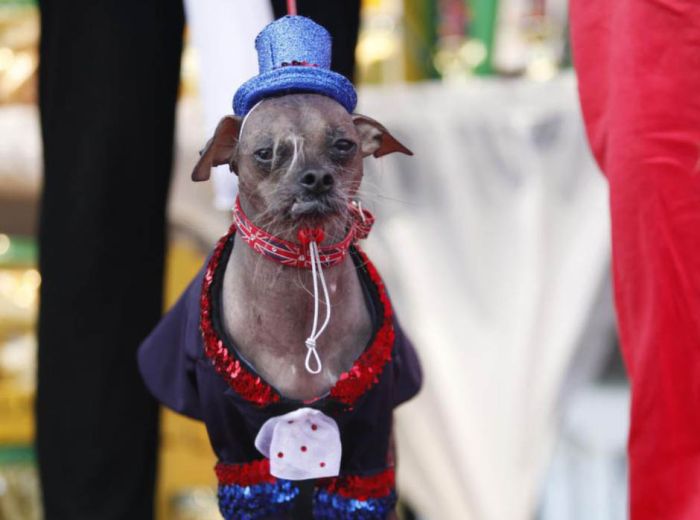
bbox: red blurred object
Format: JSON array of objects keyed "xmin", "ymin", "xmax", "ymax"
[
  {"xmin": 570, "ymin": 1, "xmax": 700, "ymax": 518},
  {"xmin": 287, "ymin": 0, "xmax": 297, "ymax": 16}
]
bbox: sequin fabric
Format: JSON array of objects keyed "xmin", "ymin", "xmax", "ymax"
[
  {"xmin": 200, "ymin": 228, "xmax": 280, "ymax": 406},
  {"xmin": 218, "ymin": 480, "xmax": 299, "ymax": 519},
  {"xmin": 233, "ymin": 16, "xmax": 357, "ymax": 115},
  {"xmin": 317, "ymin": 468, "xmax": 396, "ymax": 499},
  {"xmin": 329, "ymin": 248, "xmax": 395, "ymax": 406},
  {"xmin": 256, "ymin": 16, "xmax": 331, "ymax": 70},
  {"xmin": 313, "ymin": 469, "xmax": 397, "ymax": 519},
  {"xmin": 215, "ymin": 462, "xmax": 397, "ymax": 520},
  {"xmin": 200, "ymin": 226, "xmax": 395, "ymax": 408},
  {"xmin": 215, "ymin": 459, "xmax": 275, "ymax": 486},
  {"xmin": 216, "ymin": 460, "xmax": 299, "ymax": 520},
  {"xmin": 313, "ymin": 489, "xmax": 397, "ymax": 519}
]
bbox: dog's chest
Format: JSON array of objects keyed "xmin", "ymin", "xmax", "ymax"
[{"xmin": 220, "ymin": 251, "xmax": 373, "ymax": 401}]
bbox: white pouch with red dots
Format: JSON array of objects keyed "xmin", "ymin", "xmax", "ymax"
[{"xmin": 254, "ymin": 407, "xmax": 342, "ymax": 480}]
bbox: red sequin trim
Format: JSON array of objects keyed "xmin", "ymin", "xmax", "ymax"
[
  {"xmin": 200, "ymin": 227, "xmax": 395, "ymax": 408},
  {"xmin": 329, "ymin": 247, "xmax": 395, "ymax": 406},
  {"xmin": 200, "ymin": 226, "xmax": 281, "ymax": 407},
  {"xmin": 317, "ymin": 468, "xmax": 395, "ymax": 500},
  {"xmin": 215, "ymin": 460, "xmax": 276, "ymax": 486}
]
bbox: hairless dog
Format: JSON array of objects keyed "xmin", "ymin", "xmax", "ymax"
[
  {"xmin": 193, "ymin": 93, "xmax": 411, "ymax": 401},
  {"xmin": 139, "ymin": 16, "xmax": 422, "ymax": 520}
]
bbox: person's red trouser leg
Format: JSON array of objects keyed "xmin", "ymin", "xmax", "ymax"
[{"xmin": 570, "ymin": 1, "xmax": 700, "ymax": 518}]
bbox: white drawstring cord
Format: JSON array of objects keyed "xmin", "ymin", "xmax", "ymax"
[
  {"xmin": 238, "ymin": 100, "xmax": 264, "ymax": 138},
  {"xmin": 304, "ymin": 240, "xmax": 332, "ymax": 374},
  {"xmin": 355, "ymin": 200, "xmax": 366, "ymax": 224}
]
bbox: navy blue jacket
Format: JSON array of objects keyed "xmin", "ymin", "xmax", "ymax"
[{"xmin": 138, "ymin": 227, "xmax": 422, "ymax": 518}]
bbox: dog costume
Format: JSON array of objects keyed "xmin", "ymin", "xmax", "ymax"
[{"xmin": 138, "ymin": 15, "xmax": 422, "ymax": 520}]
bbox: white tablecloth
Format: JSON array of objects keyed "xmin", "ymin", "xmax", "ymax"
[{"xmin": 356, "ymin": 75, "xmax": 612, "ymax": 520}]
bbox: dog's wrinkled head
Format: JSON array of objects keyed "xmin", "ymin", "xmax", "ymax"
[{"xmin": 193, "ymin": 93, "xmax": 411, "ymax": 239}]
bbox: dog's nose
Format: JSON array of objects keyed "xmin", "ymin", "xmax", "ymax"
[{"xmin": 299, "ymin": 170, "xmax": 334, "ymax": 194}]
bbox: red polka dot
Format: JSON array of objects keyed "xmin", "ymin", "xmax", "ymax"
[
  {"xmin": 311, "ymin": 424, "xmax": 318, "ymax": 431},
  {"xmin": 320, "ymin": 462, "xmax": 325, "ymax": 468},
  {"xmin": 300, "ymin": 446, "xmax": 307, "ymax": 452},
  {"xmin": 277, "ymin": 452, "xmax": 284, "ymax": 458}
]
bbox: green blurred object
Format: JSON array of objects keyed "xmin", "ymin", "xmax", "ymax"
[
  {"xmin": 561, "ymin": 21, "xmax": 572, "ymax": 69},
  {"xmin": 403, "ymin": 0, "xmax": 499, "ymax": 79},
  {"xmin": 0, "ymin": 445, "xmax": 41, "ymax": 520},
  {"xmin": 469, "ymin": 0, "xmax": 499, "ymax": 75},
  {"xmin": 0, "ymin": 235, "xmax": 35, "ymax": 267},
  {"xmin": 0, "ymin": 445, "xmax": 34, "ymax": 466},
  {"xmin": 0, "ymin": 0, "xmax": 37, "ymax": 7},
  {"xmin": 403, "ymin": 0, "xmax": 439, "ymax": 81},
  {"xmin": 170, "ymin": 488, "xmax": 221, "ymax": 520}
]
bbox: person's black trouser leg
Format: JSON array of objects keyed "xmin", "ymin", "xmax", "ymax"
[
  {"xmin": 270, "ymin": 0, "xmax": 361, "ymax": 82},
  {"xmin": 36, "ymin": 1, "xmax": 184, "ymax": 518}
]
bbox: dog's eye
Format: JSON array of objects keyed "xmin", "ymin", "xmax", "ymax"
[
  {"xmin": 333, "ymin": 139, "xmax": 356, "ymax": 153},
  {"xmin": 254, "ymin": 148, "xmax": 273, "ymax": 162}
]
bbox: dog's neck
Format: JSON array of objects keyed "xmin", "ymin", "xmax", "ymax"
[{"xmin": 220, "ymin": 197, "xmax": 372, "ymax": 401}]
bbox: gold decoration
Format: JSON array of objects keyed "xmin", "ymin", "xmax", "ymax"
[
  {"xmin": 434, "ymin": 36, "xmax": 486, "ymax": 82},
  {"xmin": 0, "ymin": 5, "xmax": 39, "ymax": 104}
]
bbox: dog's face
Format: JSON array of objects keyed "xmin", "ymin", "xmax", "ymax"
[{"xmin": 193, "ymin": 93, "xmax": 411, "ymax": 239}]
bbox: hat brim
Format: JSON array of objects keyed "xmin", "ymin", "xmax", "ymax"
[{"xmin": 233, "ymin": 66, "xmax": 357, "ymax": 116}]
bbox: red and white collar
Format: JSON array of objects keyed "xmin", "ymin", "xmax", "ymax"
[{"xmin": 232, "ymin": 197, "xmax": 374, "ymax": 270}]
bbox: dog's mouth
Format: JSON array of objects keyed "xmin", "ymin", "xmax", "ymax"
[
  {"xmin": 290, "ymin": 198, "xmax": 332, "ymax": 218},
  {"xmin": 289, "ymin": 194, "xmax": 345, "ymax": 222}
]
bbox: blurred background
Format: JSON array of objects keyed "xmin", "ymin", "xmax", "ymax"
[{"xmin": 0, "ymin": 0, "xmax": 628, "ymax": 519}]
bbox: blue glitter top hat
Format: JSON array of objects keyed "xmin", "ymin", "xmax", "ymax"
[{"xmin": 233, "ymin": 15, "xmax": 357, "ymax": 116}]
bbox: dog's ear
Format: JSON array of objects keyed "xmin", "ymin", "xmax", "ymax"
[
  {"xmin": 352, "ymin": 114, "xmax": 413, "ymax": 158},
  {"xmin": 192, "ymin": 115, "xmax": 242, "ymax": 182}
]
